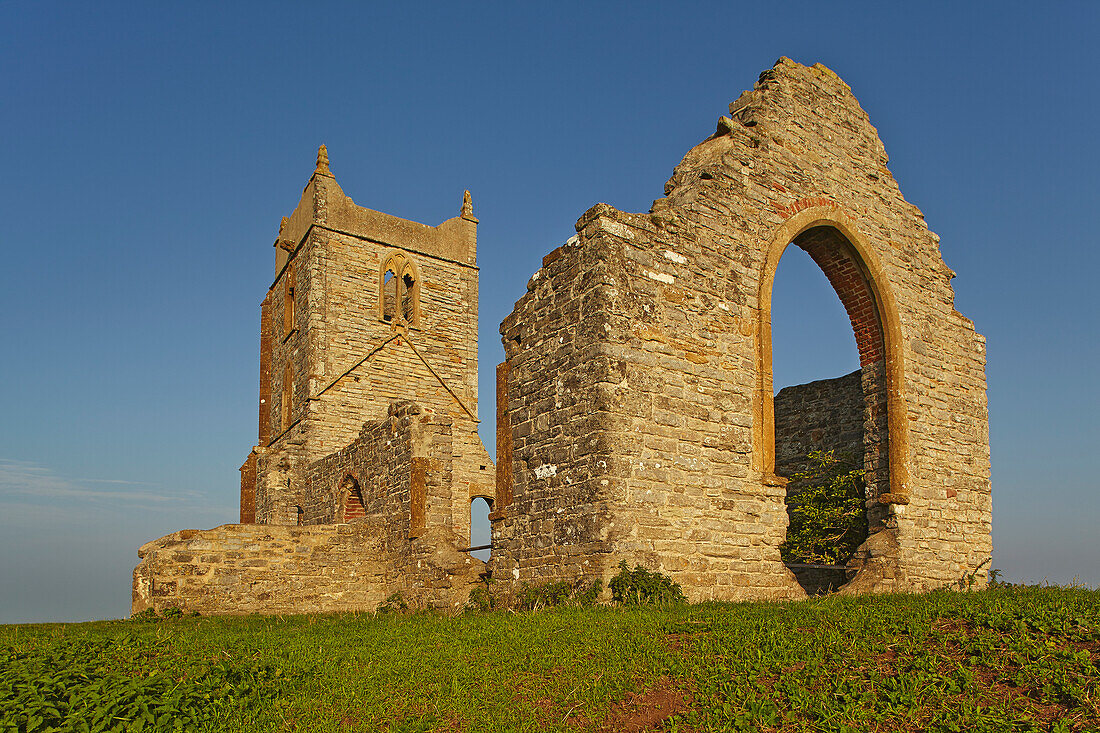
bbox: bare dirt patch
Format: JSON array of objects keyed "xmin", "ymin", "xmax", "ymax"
[{"xmin": 597, "ymin": 676, "xmax": 691, "ymax": 733}]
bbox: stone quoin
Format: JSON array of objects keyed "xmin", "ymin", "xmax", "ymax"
[{"xmin": 133, "ymin": 58, "xmax": 991, "ymax": 614}]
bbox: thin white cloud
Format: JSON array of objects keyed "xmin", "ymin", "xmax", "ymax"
[{"xmin": 0, "ymin": 458, "xmax": 195, "ymax": 506}]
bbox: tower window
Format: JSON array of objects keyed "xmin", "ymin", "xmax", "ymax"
[
  {"xmin": 379, "ymin": 254, "xmax": 420, "ymax": 328},
  {"xmin": 281, "ymin": 364, "xmax": 294, "ymax": 432},
  {"xmin": 382, "ymin": 270, "xmax": 397, "ymax": 322},
  {"xmin": 283, "ymin": 269, "xmax": 297, "ymax": 337},
  {"xmin": 402, "ymin": 273, "xmax": 417, "ymax": 322}
]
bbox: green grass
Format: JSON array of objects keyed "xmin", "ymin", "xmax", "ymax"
[{"xmin": 2, "ymin": 586, "xmax": 1098, "ymax": 732}]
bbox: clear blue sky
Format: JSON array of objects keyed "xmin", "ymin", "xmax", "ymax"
[{"xmin": 1, "ymin": 1, "xmax": 1096, "ymax": 623}]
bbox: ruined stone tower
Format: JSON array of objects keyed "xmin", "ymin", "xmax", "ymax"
[
  {"xmin": 239, "ymin": 146, "xmax": 493, "ymax": 543},
  {"xmin": 134, "ymin": 150, "xmax": 494, "ymax": 616}
]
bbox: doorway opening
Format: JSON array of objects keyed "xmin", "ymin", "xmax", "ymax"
[
  {"xmin": 469, "ymin": 497, "xmax": 493, "ymax": 561},
  {"xmin": 769, "ymin": 226, "xmax": 890, "ymax": 594},
  {"xmin": 341, "ymin": 475, "xmax": 366, "ymax": 522}
]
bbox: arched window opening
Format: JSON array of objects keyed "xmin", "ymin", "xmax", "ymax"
[
  {"xmin": 341, "ymin": 475, "xmax": 366, "ymax": 522},
  {"xmin": 281, "ymin": 365, "xmax": 294, "ymax": 432},
  {"xmin": 771, "ymin": 226, "xmax": 887, "ymax": 594},
  {"xmin": 382, "ymin": 270, "xmax": 397, "ymax": 322},
  {"xmin": 379, "ymin": 254, "xmax": 421, "ymax": 328},
  {"xmin": 469, "ymin": 497, "xmax": 492, "ymax": 561},
  {"xmin": 401, "ymin": 273, "xmax": 417, "ymax": 323},
  {"xmin": 295, "ymin": 505, "xmax": 304, "ymax": 526}
]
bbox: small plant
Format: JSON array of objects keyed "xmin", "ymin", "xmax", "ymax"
[
  {"xmin": 608, "ymin": 561, "xmax": 685, "ymax": 605},
  {"xmin": 506, "ymin": 578, "xmax": 604, "ymax": 611},
  {"xmin": 129, "ymin": 607, "xmax": 159, "ymax": 622},
  {"xmin": 780, "ymin": 450, "xmax": 868, "ymax": 565},
  {"xmin": 466, "ymin": 586, "xmax": 495, "ymax": 613},
  {"xmin": 517, "ymin": 581, "xmax": 573, "ymax": 610},
  {"xmin": 376, "ymin": 592, "xmax": 409, "ymax": 614},
  {"xmin": 129, "ymin": 605, "xmax": 195, "ymax": 622},
  {"xmin": 960, "ymin": 558, "xmax": 991, "ymax": 590},
  {"xmin": 574, "ymin": 578, "xmax": 603, "ymax": 606}
]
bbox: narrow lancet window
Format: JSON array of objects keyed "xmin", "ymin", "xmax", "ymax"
[
  {"xmin": 281, "ymin": 364, "xmax": 293, "ymax": 432},
  {"xmin": 382, "ymin": 270, "xmax": 397, "ymax": 322},
  {"xmin": 283, "ymin": 269, "xmax": 296, "ymax": 337},
  {"xmin": 402, "ymin": 273, "xmax": 416, "ymax": 323}
]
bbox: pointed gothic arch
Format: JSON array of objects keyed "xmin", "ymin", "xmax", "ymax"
[
  {"xmin": 340, "ymin": 474, "xmax": 366, "ymax": 522},
  {"xmin": 378, "ymin": 253, "xmax": 421, "ymax": 328}
]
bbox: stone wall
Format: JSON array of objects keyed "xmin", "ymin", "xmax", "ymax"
[
  {"xmin": 134, "ymin": 400, "xmax": 487, "ymax": 616},
  {"xmin": 490, "ymin": 57, "xmax": 991, "ymax": 599},
  {"xmin": 774, "ymin": 369, "xmax": 864, "ymax": 483},
  {"xmin": 132, "ymin": 522, "xmax": 483, "ymax": 615},
  {"xmin": 492, "ymin": 237, "xmax": 619, "ymax": 587},
  {"xmin": 303, "ymin": 401, "xmax": 455, "ymax": 544}
]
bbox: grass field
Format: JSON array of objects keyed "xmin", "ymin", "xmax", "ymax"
[{"xmin": 2, "ymin": 586, "xmax": 1098, "ymax": 732}]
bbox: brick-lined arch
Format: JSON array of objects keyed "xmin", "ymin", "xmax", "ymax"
[
  {"xmin": 755, "ymin": 207, "xmax": 909, "ymax": 519},
  {"xmin": 795, "ymin": 226, "xmax": 884, "ymax": 368},
  {"xmin": 340, "ymin": 474, "xmax": 365, "ymax": 522},
  {"xmin": 789, "ymin": 226, "xmax": 890, "ymax": 524}
]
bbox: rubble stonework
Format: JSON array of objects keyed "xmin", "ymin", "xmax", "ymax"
[
  {"xmin": 133, "ymin": 57, "xmax": 991, "ymax": 615},
  {"xmin": 134, "ymin": 150, "xmax": 493, "ymax": 614},
  {"xmin": 774, "ymin": 369, "xmax": 864, "ymax": 483},
  {"xmin": 490, "ymin": 58, "xmax": 990, "ymax": 600}
]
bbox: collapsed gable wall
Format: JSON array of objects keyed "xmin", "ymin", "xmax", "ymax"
[{"xmin": 491, "ymin": 57, "xmax": 990, "ymax": 598}]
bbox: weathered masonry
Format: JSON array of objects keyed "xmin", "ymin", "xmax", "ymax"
[
  {"xmin": 489, "ymin": 58, "xmax": 990, "ymax": 601},
  {"xmin": 134, "ymin": 57, "xmax": 990, "ymax": 614},
  {"xmin": 134, "ymin": 150, "xmax": 493, "ymax": 614},
  {"xmin": 236, "ymin": 147, "xmax": 492, "ymax": 542}
]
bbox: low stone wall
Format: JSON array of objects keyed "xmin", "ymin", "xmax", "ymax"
[
  {"xmin": 132, "ymin": 522, "xmax": 484, "ymax": 616},
  {"xmin": 774, "ymin": 369, "xmax": 864, "ymax": 484}
]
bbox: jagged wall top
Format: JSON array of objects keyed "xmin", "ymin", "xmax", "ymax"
[{"xmin": 660, "ymin": 58, "xmax": 894, "ymax": 204}]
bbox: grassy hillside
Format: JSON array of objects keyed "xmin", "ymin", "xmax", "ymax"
[{"xmin": 2, "ymin": 586, "xmax": 1098, "ymax": 732}]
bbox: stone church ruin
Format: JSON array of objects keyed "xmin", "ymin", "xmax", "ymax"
[{"xmin": 133, "ymin": 58, "xmax": 991, "ymax": 615}]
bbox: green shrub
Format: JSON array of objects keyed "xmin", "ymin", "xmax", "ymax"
[
  {"xmin": 129, "ymin": 605, "xmax": 195, "ymax": 623},
  {"xmin": 465, "ymin": 586, "xmax": 495, "ymax": 613},
  {"xmin": 495, "ymin": 572, "xmax": 602, "ymax": 607},
  {"xmin": 518, "ymin": 581, "xmax": 573, "ymax": 610},
  {"xmin": 376, "ymin": 592, "xmax": 409, "ymax": 614},
  {"xmin": 573, "ymin": 578, "xmax": 603, "ymax": 607},
  {"xmin": 780, "ymin": 450, "xmax": 868, "ymax": 565},
  {"xmin": 608, "ymin": 562, "xmax": 685, "ymax": 605}
]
